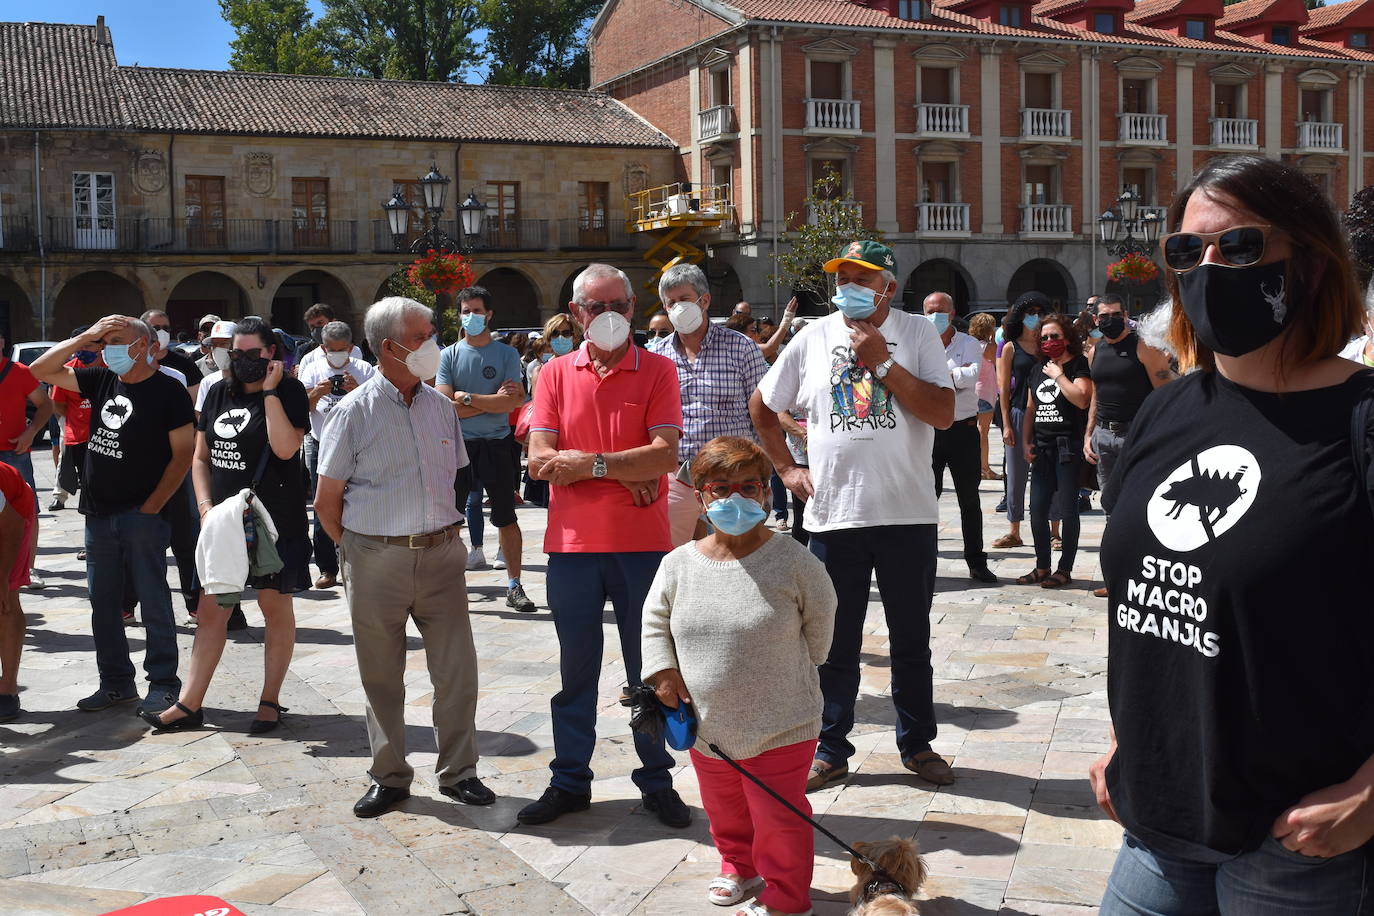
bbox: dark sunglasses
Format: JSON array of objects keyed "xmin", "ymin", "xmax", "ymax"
[
  {"xmin": 228, "ymin": 347, "xmax": 268, "ymax": 361},
  {"xmin": 648, "ymin": 329, "xmax": 673, "ymax": 338},
  {"xmin": 582, "ymin": 300, "xmax": 632, "ymax": 317},
  {"xmin": 698, "ymin": 480, "xmax": 766, "ymax": 500},
  {"xmin": 1160, "ymin": 225, "xmax": 1273, "ymax": 273},
  {"xmin": 1040, "ymin": 333, "xmax": 1064, "ymax": 341},
  {"xmin": 551, "ymin": 329, "xmax": 574, "ymax": 338}
]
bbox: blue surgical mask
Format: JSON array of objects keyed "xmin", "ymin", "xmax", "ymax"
[
  {"xmin": 550, "ymin": 335, "xmax": 574, "ymax": 356},
  {"xmin": 1023, "ymin": 314, "xmax": 1042, "ymax": 332},
  {"xmin": 927, "ymin": 312, "xmax": 951, "ymax": 334},
  {"xmin": 75, "ymin": 350, "xmax": 97, "ymax": 365},
  {"xmin": 831, "ymin": 283, "xmax": 878, "ymax": 320},
  {"xmin": 705, "ymin": 493, "xmax": 768, "ymax": 536},
  {"xmin": 461, "ymin": 312, "xmax": 487, "ymax": 336},
  {"xmin": 1089, "ymin": 328, "xmax": 1104, "ymax": 340},
  {"xmin": 104, "ymin": 344, "xmax": 138, "ymax": 375}
]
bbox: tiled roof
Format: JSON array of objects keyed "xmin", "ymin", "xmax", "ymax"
[
  {"xmin": 118, "ymin": 68, "xmax": 674, "ymax": 147},
  {"xmin": 0, "ymin": 21, "xmax": 126, "ymax": 128},
  {"xmin": 1126, "ymin": 0, "xmax": 1224, "ymax": 23},
  {"xmin": 1303, "ymin": 0, "xmax": 1369, "ymax": 32},
  {"xmin": 1216, "ymin": 0, "xmax": 1303, "ymax": 29}
]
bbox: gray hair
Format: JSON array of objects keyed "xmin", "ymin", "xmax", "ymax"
[
  {"xmin": 364, "ymin": 296, "xmax": 432, "ymax": 356},
  {"xmin": 658, "ymin": 262, "xmax": 708, "ymax": 303},
  {"xmin": 1135, "ymin": 298, "xmax": 1175, "ymax": 357},
  {"xmin": 880, "ymin": 269, "xmax": 897, "ymax": 289},
  {"xmin": 125, "ymin": 316, "xmax": 154, "ymax": 344},
  {"xmin": 572, "ymin": 263, "xmax": 633, "ymax": 305},
  {"xmin": 321, "ymin": 320, "xmax": 352, "ymax": 345}
]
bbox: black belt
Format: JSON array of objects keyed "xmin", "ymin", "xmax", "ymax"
[
  {"xmin": 1096, "ymin": 419, "xmax": 1130, "ymax": 433},
  {"xmin": 356, "ymin": 523, "xmax": 463, "ymax": 550},
  {"xmin": 946, "ymin": 416, "xmax": 978, "ymax": 428}
]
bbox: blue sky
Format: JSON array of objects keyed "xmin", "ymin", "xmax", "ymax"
[{"xmin": 6, "ymin": 1, "xmax": 488, "ymax": 77}]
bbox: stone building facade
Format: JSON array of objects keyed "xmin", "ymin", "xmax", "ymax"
[{"xmin": 0, "ymin": 19, "xmax": 678, "ymax": 340}]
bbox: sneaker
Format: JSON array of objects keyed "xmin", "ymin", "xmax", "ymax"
[
  {"xmin": 493, "ymin": 548, "xmax": 506, "ymax": 570},
  {"xmin": 77, "ymin": 549, "xmax": 86, "ymax": 561},
  {"xmin": 23, "ymin": 571, "xmax": 44, "ymax": 590},
  {"xmin": 466, "ymin": 547, "xmax": 487, "ymax": 570},
  {"xmin": 0, "ymin": 694, "xmax": 19, "ymax": 722},
  {"xmin": 517, "ymin": 785, "xmax": 591, "ymax": 825},
  {"xmin": 47, "ymin": 496, "xmax": 65, "ymax": 511},
  {"xmin": 136, "ymin": 691, "xmax": 177, "ymax": 717},
  {"xmin": 506, "ymin": 583, "xmax": 537, "ymax": 613},
  {"xmin": 995, "ymin": 498, "xmax": 1008, "ymax": 513},
  {"xmin": 77, "ymin": 686, "xmax": 138, "ymax": 711}
]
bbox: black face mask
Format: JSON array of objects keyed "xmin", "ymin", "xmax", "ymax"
[
  {"xmin": 230, "ymin": 354, "xmax": 269, "ymax": 384},
  {"xmin": 1177, "ymin": 259, "xmax": 1294, "ymax": 358},
  {"xmin": 1097, "ymin": 314, "xmax": 1127, "ymax": 340}
]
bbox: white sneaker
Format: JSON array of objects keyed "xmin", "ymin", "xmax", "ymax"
[
  {"xmin": 493, "ymin": 548, "xmax": 506, "ymax": 569},
  {"xmin": 24, "ymin": 571, "xmax": 45, "ymax": 589},
  {"xmin": 466, "ymin": 547, "xmax": 487, "ymax": 570}
]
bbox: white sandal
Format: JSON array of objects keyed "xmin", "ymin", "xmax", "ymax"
[
  {"xmin": 707, "ymin": 874, "xmax": 764, "ymax": 906},
  {"xmin": 732, "ymin": 902, "xmax": 814, "ymax": 916}
]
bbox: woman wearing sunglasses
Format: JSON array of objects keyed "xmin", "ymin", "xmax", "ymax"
[
  {"xmin": 642, "ymin": 436, "xmax": 835, "ymax": 916},
  {"xmin": 142, "ymin": 317, "xmax": 309, "ymax": 733},
  {"xmin": 1015, "ymin": 315, "xmax": 1091, "ymax": 589},
  {"xmin": 1092, "ymin": 155, "xmax": 1374, "ymax": 913},
  {"xmin": 994, "ymin": 291, "xmax": 1061, "ymax": 549}
]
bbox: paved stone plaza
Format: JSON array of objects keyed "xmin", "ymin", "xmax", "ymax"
[{"xmin": 0, "ymin": 453, "xmax": 1120, "ymax": 916}]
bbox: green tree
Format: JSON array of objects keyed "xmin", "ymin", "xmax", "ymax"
[
  {"xmin": 319, "ymin": 0, "xmax": 483, "ymax": 82},
  {"xmin": 770, "ymin": 168, "xmax": 885, "ymax": 313},
  {"xmin": 480, "ymin": 0, "xmax": 602, "ymax": 89},
  {"xmin": 219, "ymin": 0, "xmax": 337, "ymax": 75},
  {"xmin": 1344, "ymin": 186, "xmax": 1374, "ymax": 290}
]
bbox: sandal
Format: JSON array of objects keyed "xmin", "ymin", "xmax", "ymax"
[
  {"xmin": 707, "ymin": 874, "xmax": 764, "ymax": 907},
  {"xmin": 805, "ymin": 758, "xmax": 849, "ymax": 793},
  {"xmin": 1016, "ymin": 569, "xmax": 1050, "ymax": 585},
  {"xmin": 250, "ymin": 699, "xmax": 289, "ymax": 735},
  {"xmin": 776, "ymin": 520, "xmax": 790, "ymax": 532},
  {"xmin": 734, "ymin": 903, "xmax": 813, "ymax": 916},
  {"xmin": 991, "ymin": 534, "xmax": 1023, "ymax": 549},
  {"xmin": 1041, "ymin": 571, "xmax": 1073, "ymax": 589},
  {"xmin": 1051, "ymin": 536, "xmax": 1064, "ymax": 551}
]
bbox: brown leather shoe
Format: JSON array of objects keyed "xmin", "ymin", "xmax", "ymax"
[
  {"xmin": 991, "ymin": 533, "xmax": 1023, "ymax": 549},
  {"xmin": 1093, "ymin": 587, "xmax": 1109, "ymax": 598},
  {"xmin": 314, "ymin": 574, "xmax": 338, "ymax": 589},
  {"xmin": 904, "ymin": 750, "xmax": 955, "ymax": 786},
  {"xmin": 805, "ymin": 758, "xmax": 849, "ymax": 793}
]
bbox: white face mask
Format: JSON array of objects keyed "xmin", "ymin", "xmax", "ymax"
[
  {"xmin": 666, "ymin": 299, "xmax": 704, "ymax": 335},
  {"xmin": 393, "ymin": 338, "xmax": 442, "ymax": 380},
  {"xmin": 155, "ymin": 330, "xmax": 171, "ymax": 350},
  {"xmin": 211, "ymin": 347, "xmax": 231, "ymax": 371},
  {"xmin": 585, "ymin": 310, "xmax": 631, "ymax": 352},
  {"xmin": 324, "ymin": 349, "xmax": 350, "ymax": 369}
]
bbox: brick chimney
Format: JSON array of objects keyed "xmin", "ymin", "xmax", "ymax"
[{"xmin": 94, "ymin": 15, "xmax": 109, "ymax": 44}]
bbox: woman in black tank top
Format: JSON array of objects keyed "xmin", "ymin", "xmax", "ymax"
[{"xmin": 995, "ymin": 292, "xmax": 1051, "ymax": 548}]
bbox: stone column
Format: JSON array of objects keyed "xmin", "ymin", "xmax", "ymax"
[
  {"xmin": 874, "ymin": 38, "xmax": 898, "ymax": 234},
  {"xmin": 979, "ymin": 44, "xmax": 1003, "ymax": 235},
  {"xmin": 1264, "ymin": 62, "xmax": 1284, "ymax": 158},
  {"xmin": 738, "ymin": 39, "xmax": 756, "ymax": 234},
  {"xmin": 1176, "ymin": 59, "xmax": 1194, "ymax": 191}
]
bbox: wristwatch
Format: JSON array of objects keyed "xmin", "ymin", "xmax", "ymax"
[
  {"xmin": 263, "ymin": 389, "xmax": 280, "ymax": 398},
  {"xmin": 461, "ymin": 393, "xmax": 473, "ymax": 407},
  {"xmin": 592, "ymin": 453, "xmax": 608, "ymax": 478},
  {"xmin": 873, "ymin": 357, "xmax": 896, "ymax": 381}
]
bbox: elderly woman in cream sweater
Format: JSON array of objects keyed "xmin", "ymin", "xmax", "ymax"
[{"xmin": 642, "ymin": 435, "xmax": 836, "ymax": 916}]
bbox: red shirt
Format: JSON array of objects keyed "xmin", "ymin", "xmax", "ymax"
[
  {"xmin": 53, "ymin": 358, "xmax": 93, "ymax": 444},
  {"xmin": 531, "ymin": 343, "xmax": 683, "ymax": 553},
  {"xmin": 0, "ymin": 460, "xmax": 36, "ymax": 521},
  {"xmin": 0, "ymin": 358, "xmax": 38, "ymax": 446}
]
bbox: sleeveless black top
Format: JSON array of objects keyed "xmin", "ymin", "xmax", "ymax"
[
  {"xmin": 1008, "ymin": 341, "xmax": 1038, "ymax": 411},
  {"xmin": 1092, "ymin": 333, "xmax": 1153, "ymax": 423}
]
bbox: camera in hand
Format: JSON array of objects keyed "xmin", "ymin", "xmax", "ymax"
[{"xmin": 330, "ymin": 375, "xmax": 346, "ymax": 396}]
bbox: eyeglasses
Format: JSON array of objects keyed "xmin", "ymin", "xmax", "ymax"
[
  {"xmin": 698, "ymin": 480, "xmax": 766, "ymax": 500},
  {"xmin": 581, "ymin": 299, "xmax": 632, "ymax": 318},
  {"xmin": 1160, "ymin": 225, "xmax": 1274, "ymax": 273},
  {"xmin": 1040, "ymin": 333, "xmax": 1064, "ymax": 342},
  {"xmin": 228, "ymin": 347, "xmax": 266, "ymax": 360},
  {"xmin": 551, "ymin": 329, "xmax": 574, "ymax": 338},
  {"xmin": 648, "ymin": 329, "xmax": 673, "ymax": 338}
]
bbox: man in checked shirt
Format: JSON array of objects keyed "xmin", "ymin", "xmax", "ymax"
[{"xmin": 647, "ymin": 263, "xmax": 772, "ymax": 546}]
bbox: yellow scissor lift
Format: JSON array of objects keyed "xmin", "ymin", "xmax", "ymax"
[{"xmin": 625, "ymin": 182, "xmax": 732, "ymax": 315}]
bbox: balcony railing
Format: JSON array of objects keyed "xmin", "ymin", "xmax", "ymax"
[
  {"xmin": 699, "ymin": 104, "xmax": 735, "ymax": 140},
  {"xmin": 917, "ymin": 202, "xmax": 971, "ymax": 235},
  {"xmin": 1021, "ymin": 204, "xmax": 1073, "ymax": 236},
  {"xmin": 0, "ymin": 216, "xmax": 34, "ymax": 251},
  {"xmin": 46, "ymin": 216, "xmax": 147, "ymax": 251},
  {"xmin": 916, "ymin": 103, "xmax": 970, "ymax": 136},
  {"xmin": 479, "ymin": 216, "xmax": 548, "ymax": 251},
  {"xmin": 1297, "ymin": 120, "xmax": 1343, "ymax": 151},
  {"xmin": 1021, "ymin": 108, "xmax": 1072, "ymax": 140},
  {"xmin": 556, "ymin": 219, "xmax": 636, "ymax": 250},
  {"xmin": 805, "ymin": 98, "xmax": 861, "ymax": 133},
  {"xmin": 1118, "ymin": 112, "xmax": 1168, "ymax": 144},
  {"xmin": 280, "ymin": 219, "xmax": 357, "ymax": 253},
  {"xmin": 1211, "ymin": 117, "xmax": 1258, "ymax": 148}
]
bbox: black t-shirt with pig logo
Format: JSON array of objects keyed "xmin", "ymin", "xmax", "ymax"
[
  {"xmin": 75, "ymin": 367, "xmax": 194, "ymax": 515},
  {"xmin": 1101, "ymin": 369, "xmax": 1374, "ymax": 859},
  {"xmin": 1028, "ymin": 355, "xmax": 1091, "ymax": 442}
]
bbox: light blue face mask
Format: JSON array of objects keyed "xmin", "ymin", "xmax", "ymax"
[
  {"xmin": 927, "ymin": 312, "xmax": 951, "ymax": 334},
  {"xmin": 1089, "ymin": 328, "xmax": 1104, "ymax": 340},
  {"xmin": 831, "ymin": 283, "xmax": 878, "ymax": 320},
  {"xmin": 461, "ymin": 312, "xmax": 487, "ymax": 336},
  {"xmin": 705, "ymin": 493, "xmax": 767, "ymax": 536},
  {"xmin": 550, "ymin": 335, "xmax": 574, "ymax": 356},
  {"xmin": 103, "ymin": 342, "xmax": 146, "ymax": 375},
  {"xmin": 1023, "ymin": 314, "xmax": 1042, "ymax": 332}
]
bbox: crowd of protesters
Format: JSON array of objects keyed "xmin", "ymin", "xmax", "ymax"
[{"xmin": 3, "ymin": 152, "xmax": 1374, "ymax": 914}]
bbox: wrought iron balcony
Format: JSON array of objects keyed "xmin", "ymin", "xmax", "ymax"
[
  {"xmin": 556, "ymin": 219, "xmax": 636, "ymax": 250},
  {"xmin": 0, "ymin": 216, "xmax": 34, "ymax": 252}
]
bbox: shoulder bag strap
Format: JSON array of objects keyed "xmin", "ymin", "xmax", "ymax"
[
  {"xmin": 0, "ymin": 359, "xmax": 15, "ymax": 390},
  {"xmin": 1351, "ymin": 375, "xmax": 1374, "ymax": 523},
  {"xmin": 249, "ymin": 446, "xmax": 272, "ymax": 493}
]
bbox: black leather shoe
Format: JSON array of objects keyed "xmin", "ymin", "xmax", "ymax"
[
  {"xmin": 440, "ymin": 777, "xmax": 496, "ymax": 806},
  {"xmin": 353, "ymin": 784, "xmax": 410, "ymax": 818},
  {"xmin": 517, "ymin": 786, "xmax": 590, "ymax": 825},
  {"xmin": 968, "ymin": 564, "xmax": 999, "ymax": 584},
  {"xmin": 642, "ymin": 787, "xmax": 692, "ymax": 828}
]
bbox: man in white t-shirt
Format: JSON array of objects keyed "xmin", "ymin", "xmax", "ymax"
[{"xmin": 750, "ymin": 240, "xmax": 956, "ymax": 792}]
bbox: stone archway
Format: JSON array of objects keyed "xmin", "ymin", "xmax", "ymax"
[
  {"xmin": 1006, "ymin": 258, "xmax": 1075, "ymax": 310},
  {"xmin": 270, "ymin": 270, "xmax": 354, "ymax": 334},
  {"xmin": 53, "ymin": 271, "xmax": 147, "ymax": 334},
  {"xmin": 475, "ymin": 267, "xmax": 542, "ymax": 331},
  {"xmin": 164, "ymin": 271, "xmax": 252, "ymax": 338},
  {"xmin": 557, "ymin": 268, "xmax": 584, "ymax": 312},
  {"xmin": 0, "ymin": 276, "xmax": 33, "ymax": 340},
  {"xmin": 902, "ymin": 259, "xmax": 976, "ymax": 314}
]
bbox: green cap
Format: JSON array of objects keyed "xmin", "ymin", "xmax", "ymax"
[{"xmin": 823, "ymin": 239, "xmax": 896, "ymax": 275}]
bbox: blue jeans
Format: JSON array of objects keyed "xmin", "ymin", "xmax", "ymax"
[
  {"xmin": 85, "ymin": 509, "xmax": 180, "ymax": 696},
  {"xmin": 546, "ymin": 551, "xmax": 675, "ymax": 797},
  {"xmin": 0, "ymin": 449, "xmax": 36, "ymax": 493},
  {"xmin": 1030, "ymin": 436, "xmax": 1082, "ymax": 573},
  {"xmin": 465, "ymin": 489, "xmax": 485, "ymax": 549},
  {"xmin": 808, "ymin": 524, "xmax": 937, "ymax": 764},
  {"xmin": 304, "ymin": 434, "xmax": 336, "ymax": 576},
  {"xmin": 770, "ymin": 472, "xmax": 788, "ymax": 522},
  {"xmin": 1103, "ymin": 831, "xmax": 1372, "ymax": 915}
]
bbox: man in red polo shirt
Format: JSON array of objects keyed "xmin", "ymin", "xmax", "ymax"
[
  {"xmin": 520, "ymin": 263, "xmax": 688, "ymax": 828},
  {"xmin": 0, "ymin": 459, "xmax": 38, "ymax": 721}
]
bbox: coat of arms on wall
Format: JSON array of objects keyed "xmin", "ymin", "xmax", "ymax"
[
  {"xmin": 131, "ymin": 149, "xmax": 167, "ymax": 194},
  {"xmin": 624, "ymin": 164, "xmax": 649, "ymax": 197},
  {"xmin": 245, "ymin": 152, "xmax": 274, "ymax": 197}
]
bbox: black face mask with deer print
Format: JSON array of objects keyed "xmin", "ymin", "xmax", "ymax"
[{"xmin": 1177, "ymin": 259, "xmax": 1294, "ymax": 358}]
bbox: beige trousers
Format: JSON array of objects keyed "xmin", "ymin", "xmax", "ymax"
[{"xmin": 341, "ymin": 529, "xmax": 479, "ymax": 789}]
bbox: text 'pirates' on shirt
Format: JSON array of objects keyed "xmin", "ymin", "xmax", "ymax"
[{"xmin": 757, "ymin": 310, "xmax": 952, "ymax": 533}]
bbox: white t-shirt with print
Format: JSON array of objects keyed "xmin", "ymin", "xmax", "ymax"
[{"xmin": 758, "ymin": 309, "xmax": 952, "ymax": 533}]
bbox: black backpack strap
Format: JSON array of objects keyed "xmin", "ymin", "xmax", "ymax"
[
  {"xmin": 0, "ymin": 358, "xmax": 15, "ymax": 390},
  {"xmin": 1352, "ymin": 373, "xmax": 1374, "ymax": 522},
  {"xmin": 249, "ymin": 447, "xmax": 272, "ymax": 492}
]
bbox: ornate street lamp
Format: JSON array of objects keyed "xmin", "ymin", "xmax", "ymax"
[
  {"xmin": 1097, "ymin": 188, "xmax": 1161, "ymax": 258},
  {"xmin": 457, "ymin": 190, "xmax": 487, "ymax": 248},
  {"xmin": 418, "ymin": 162, "xmax": 451, "ymax": 214}
]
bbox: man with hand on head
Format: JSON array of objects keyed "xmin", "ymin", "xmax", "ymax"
[
  {"xmin": 519, "ymin": 263, "xmax": 690, "ymax": 828},
  {"xmin": 30, "ymin": 316, "xmax": 194, "ymax": 715}
]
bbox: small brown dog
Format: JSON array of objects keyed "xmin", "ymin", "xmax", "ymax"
[{"xmin": 848, "ymin": 837, "xmax": 926, "ymax": 915}]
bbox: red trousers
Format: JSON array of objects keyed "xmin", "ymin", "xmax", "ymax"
[{"xmin": 691, "ymin": 739, "xmax": 817, "ymax": 913}]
